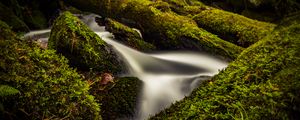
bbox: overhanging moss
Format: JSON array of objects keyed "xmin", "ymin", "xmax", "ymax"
[
  {"xmin": 105, "ymin": 18, "xmax": 156, "ymax": 52},
  {"xmin": 48, "ymin": 11, "xmax": 123, "ymax": 73},
  {"xmin": 66, "ymin": 0, "xmax": 244, "ymax": 60},
  {"xmin": 0, "ymin": 28, "xmax": 100, "ymax": 119},
  {"xmin": 151, "ymin": 14, "xmax": 300, "ymax": 119}
]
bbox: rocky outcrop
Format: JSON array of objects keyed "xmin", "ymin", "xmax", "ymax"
[
  {"xmin": 105, "ymin": 18, "xmax": 156, "ymax": 52},
  {"xmin": 48, "ymin": 11, "xmax": 123, "ymax": 73}
]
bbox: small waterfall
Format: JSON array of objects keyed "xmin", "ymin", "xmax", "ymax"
[{"xmin": 23, "ymin": 14, "xmax": 228, "ymax": 120}]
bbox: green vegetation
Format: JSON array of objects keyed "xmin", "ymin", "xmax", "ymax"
[
  {"xmin": 67, "ymin": 0, "xmax": 244, "ymax": 60},
  {"xmin": 152, "ymin": 15, "xmax": 300, "ymax": 120},
  {"xmin": 48, "ymin": 11, "xmax": 123, "ymax": 73},
  {"xmin": 161, "ymin": 0, "xmax": 276, "ymax": 47},
  {"xmin": 0, "ymin": 24, "xmax": 100, "ymax": 119},
  {"xmin": 105, "ymin": 18, "xmax": 156, "ymax": 52},
  {"xmin": 90, "ymin": 77, "xmax": 143, "ymax": 120}
]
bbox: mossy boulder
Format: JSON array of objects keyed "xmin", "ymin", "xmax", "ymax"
[
  {"xmin": 67, "ymin": 0, "xmax": 244, "ymax": 60},
  {"xmin": 0, "ymin": 28, "xmax": 100, "ymax": 119},
  {"xmin": 152, "ymin": 15, "xmax": 300, "ymax": 119},
  {"xmin": 49, "ymin": 11, "xmax": 123, "ymax": 73},
  {"xmin": 105, "ymin": 18, "xmax": 156, "ymax": 52},
  {"xmin": 0, "ymin": 2, "xmax": 29, "ymax": 32},
  {"xmin": 90, "ymin": 77, "xmax": 143, "ymax": 120}
]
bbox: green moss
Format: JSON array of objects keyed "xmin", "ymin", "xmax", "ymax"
[
  {"xmin": 159, "ymin": 0, "xmax": 276, "ymax": 47},
  {"xmin": 67, "ymin": 0, "xmax": 244, "ymax": 60},
  {"xmin": 90, "ymin": 77, "xmax": 143, "ymax": 120},
  {"xmin": 152, "ymin": 14, "xmax": 300, "ymax": 120},
  {"xmin": 0, "ymin": 20, "xmax": 16, "ymax": 40},
  {"xmin": 193, "ymin": 9, "xmax": 276, "ymax": 47},
  {"xmin": 0, "ymin": 2, "xmax": 29, "ymax": 32},
  {"xmin": 48, "ymin": 11, "xmax": 123, "ymax": 73},
  {"xmin": 0, "ymin": 31, "xmax": 100, "ymax": 119},
  {"xmin": 105, "ymin": 18, "xmax": 156, "ymax": 52}
]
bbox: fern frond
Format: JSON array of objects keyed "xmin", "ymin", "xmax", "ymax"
[{"xmin": 0, "ymin": 85, "xmax": 19, "ymax": 97}]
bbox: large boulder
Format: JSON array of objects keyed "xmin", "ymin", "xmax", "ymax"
[
  {"xmin": 0, "ymin": 26, "xmax": 100, "ymax": 119},
  {"xmin": 49, "ymin": 11, "xmax": 123, "ymax": 73},
  {"xmin": 105, "ymin": 18, "xmax": 156, "ymax": 52},
  {"xmin": 152, "ymin": 14, "xmax": 300, "ymax": 119}
]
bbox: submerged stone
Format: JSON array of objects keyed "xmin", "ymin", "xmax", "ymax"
[
  {"xmin": 48, "ymin": 11, "xmax": 123, "ymax": 73},
  {"xmin": 105, "ymin": 18, "xmax": 156, "ymax": 52}
]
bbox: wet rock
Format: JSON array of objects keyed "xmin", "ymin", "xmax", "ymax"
[{"xmin": 48, "ymin": 11, "xmax": 124, "ymax": 73}]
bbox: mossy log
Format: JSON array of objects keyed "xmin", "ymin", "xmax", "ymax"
[
  {"xmin": 90, "ymin": 77, "xmax": 143, "ymax": 120},
  {"xmin": 66, "ymin": 0, "xmax": 244, "ymax": 60},
  {"xmin": 151, "ymin": 15, "xmax": 300, "ymax": 119},
  {"xmin": 49, "ymin": 11, "xmax": 123, "ymax": 73},
  {"xmin": 105, "ymin": 18, "xmax": 156, "ymax": 52},
  {"xmin": 161, "ymin": 0, "xmax": 276, "ymax": 47},
  {"xmin": 0, "ymin": 24, "xmax": 100, "ymax": 119}
]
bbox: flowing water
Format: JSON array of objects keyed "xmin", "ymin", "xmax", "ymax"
[{"xmin": 24, "ymin": 14, "xmax": 228, "ymax": 120}]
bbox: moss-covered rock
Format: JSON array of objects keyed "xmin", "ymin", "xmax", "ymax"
[
  {"xmin": 67, "ymin": 0, "xmax": 244, "ymax": 60},
  {"xmin": 160, "ymin": 0, "xmax": 276, "ymax": 47},
  {"xmin": 151, "ymin": 14, "xmax": 300, "ymax": 119},
  {"xmin": 0, "ymin": 2, "xmax": 29, "ymax": 32},
  {"xmin": 0, "ymin": 28, "xmax": 100, "ymax": 119},
  {"xmin": 90, "ymin": 77, "xmax": 143, "ymax": 120},
  {"xmin": 48, "ymin": 11, "xmax": 123, "ymax": 73},
  {"xmin": 105, "ymin": 18, "xmax": 156, "ymax": 52}
]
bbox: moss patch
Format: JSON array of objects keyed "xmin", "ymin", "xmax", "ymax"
[
  {"xmin": 0, "ymin": 29, "xmax": 100, "ymax": 119},
  {"xmin": 151, "ymin": 14, "xmax": 300, "ymax": 119},
  {"xmin": 105, "ymin": 18, "xmax": 156, "ymax": 52},
  {"xmin": 48, "ymin": 11, "xmax": 123, "ymax": 73},
  {"xmin": 90, "ymin": 77, "xmax": 143, "ymax": 120}
]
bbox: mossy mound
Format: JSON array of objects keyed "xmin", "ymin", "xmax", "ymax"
[
  {"xmin": 151, "ymin": 15, "xmax": 300, "ymax": 119},
  {"xmin": 90, "ymin": 77, "xmax": 143, "ymax": 120},
  {"xmin": 66, "ymin": 0, "xmax": 244, "ymax": 60},
  {"xmin": 49, "ymin": 11, "xmax": 123, "ymax": 73},
  {"xmin": 0, "ymin": 28, "xmax": 100, "ymax": 119},
  {"xmin": 0, "ymin": 2, "xmax": 29, "ymax": 32},
  {"xmin": 105, "ymin": 18, "xmax": 156, "ymax": 52}
]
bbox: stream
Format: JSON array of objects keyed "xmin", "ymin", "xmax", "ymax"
[{"xmin": 24, "ymin": 14, "xmax": 228, "ymax": 120}]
